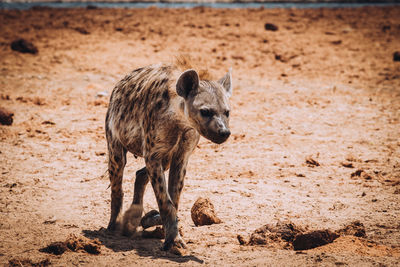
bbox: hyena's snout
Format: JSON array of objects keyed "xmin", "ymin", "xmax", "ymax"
[
  {"xmin": 217, "ymin": 127, "xmax": 230, "ymax": 141},
  {"xmin": 208, "ymin": 118, "xmax": 231, "ymax": 144}
]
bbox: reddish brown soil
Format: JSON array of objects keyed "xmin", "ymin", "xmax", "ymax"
[{"xmin": 1, "ymin": 6, "xmax": 400, "ymax": 266}]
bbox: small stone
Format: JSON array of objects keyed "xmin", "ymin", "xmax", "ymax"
[
  {"xmin": 306, "ymin": 156, "xmax": 320, "ymax": 167},
  {"xmin": 340, "ymin": 162, "xmax": 354, "ymax": 168},
  {"xmin": 393, "ymin": 51, "xmax": 400, "ymax": 62},
  {"xmin": 264, "ymin": 23, "xmax": 278, "ymax": 31},
  {"xmin": 0, "ymin": 107, "xmax": 14, "ymax": 125},
  {"xmin": 74, "ymin": 27, "xmax": 90, "ymax": 35},
  {"xmin": 237, "ymin": 234, "xmax": 247, "ymax": 245}
]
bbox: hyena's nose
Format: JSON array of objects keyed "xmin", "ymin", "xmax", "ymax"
[{"xmin": 218, "ymin": 129, "xmax": 231, "ymax": 139}]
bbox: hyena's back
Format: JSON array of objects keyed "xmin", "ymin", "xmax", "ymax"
[{"xmin": 105, "ymin": 64, "xmax": 182, "ymax": 159}]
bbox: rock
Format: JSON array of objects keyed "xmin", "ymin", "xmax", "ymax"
[
  {"xmin": 331, "ymin": 40, "xmax": 342, "ymax": 45},
  {"xmin": 340, "ymin": 162, "xmax": 354, "ymax": 168},
  {"xmin": 0, "ymin": 107, "xmax": 13, "ymax": 125},
  {"xmin": 292, "ymin": 230, "xmax": 339, "ymax": 250},
  {"xmin": 393, "ymin": 51, "xmax": 400, "ymax": 62},
  {"xmin": 191, "ymin": 197, "xmax": 222, "ymax": 226},
  {"xmin": 74, "ymin": 27, "xmax": 90, "ymax": 35},
  {"xmin": 306, "ymin": 156, "xmax": 320, "ymax": 167},
  {"xmin": 237, "ymin": 234, "xmax": 248, "ymax": 245},
  {"xmin": 140, "ymin": 209, "xmax": 162, "ymax": 229},
  {"xmin": 11, "ymin": 39, "xmax": 38, "ymax": 54},
  {"xmin": 337, "ymin": 221, "xmax": 366, "ymax": 237},
  {"xmin": 264, "ymin": 23, "xmax": 278, "ymax": 31}
]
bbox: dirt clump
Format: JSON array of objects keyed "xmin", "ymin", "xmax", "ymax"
[
  {"xmin": 10, "ymin": 38, "xmax": 38, "ymax": 54},
  {"xmin": 191, "ymin": 197, "xmax": 222, "ymax": 226},
  {"xmin": 39, "ymin": 234, "xmax": 101, "ymax": 255},
  {"xmin": 337, "ymin": 221, "xmax": 366, "ymax": 238},
  {"xmin": 0, "ymin": 107, "xmax": 14, "ymax": 125},
  {"xmin": 293, "ymin": 230, "xmax": 339, "ymax": 251},
  {"xmin": 239, "ymin": 221, "xmax": 305, "ymax": 249}
]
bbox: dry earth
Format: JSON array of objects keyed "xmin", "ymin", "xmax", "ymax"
[{"xmin": 1, "ymin": 5, "xmax": 400, "ymax": 266}]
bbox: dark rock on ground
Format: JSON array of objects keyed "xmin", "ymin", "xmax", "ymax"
[
  {"xmin": 74, "ymin": 27, "xmax": 90, "ymax": 35},
  {"xmin": 394, "ymin": 51, "xmax": 400, "ymax": 62},
  {"xmin": 11, "ymin": 39, "xmax": 38, "ymax": 54},
  {"xmin": 0, "ymin": 107, "xmax": 13, "ymax": 125},
  {"xmin": 265, "ymin": 23, "xmax": 279, "ymax": 31}
]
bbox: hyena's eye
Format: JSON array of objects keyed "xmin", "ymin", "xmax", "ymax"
[
  {"xmin": 200, "ymin": 109, "xmax": 213, "ymax": 118},
  {"xmin": 224, "ymin": 110, "xmax": 230, "ymax": 118}
]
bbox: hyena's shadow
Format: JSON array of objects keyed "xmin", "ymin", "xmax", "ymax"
[{"xmin": 82, "ymin": 228, "xmax": 204, "ymax": 263}]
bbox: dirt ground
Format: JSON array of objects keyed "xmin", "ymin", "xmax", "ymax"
[{"xmin": 1, "ymin": 5, "xmax": 400, "ymax": 266}]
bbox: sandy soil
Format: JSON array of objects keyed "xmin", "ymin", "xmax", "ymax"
[{"xmin": 1, "ymin": 5, "xmax": 400, "ymax": 266}]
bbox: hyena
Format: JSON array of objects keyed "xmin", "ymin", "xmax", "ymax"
[{"xmin": 105, "ymin": 61, "xmax": 232, "ymax": 252}]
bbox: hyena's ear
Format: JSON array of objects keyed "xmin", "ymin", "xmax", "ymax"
[
  {"xmin": 218, "ymin": 68, "xmax": 232, "ymax": 98},
  {"xmin": 176, "ymin": 69, "xmax": 199, "ymax": 99}
]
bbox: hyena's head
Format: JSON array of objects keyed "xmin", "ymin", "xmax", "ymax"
[{"xmin": 176, "ymin": 68, "xmax": 232, "ymax": 144}]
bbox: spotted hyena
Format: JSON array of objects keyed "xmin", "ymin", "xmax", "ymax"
[{"xmin": 105, "ymin": 61, "xmax": 232, "ymax": 252}]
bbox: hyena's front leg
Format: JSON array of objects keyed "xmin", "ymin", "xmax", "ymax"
[
  {"xmin": 107, "ymin": 140, "xmax": 127, "ymax": 231},
  {"xmin": 145, "ymin": 158, "xmax": 184, "ymax": 251},
  {"xmin": 169, "ymin": 129, "xmax": 199, "ymax": 210}
]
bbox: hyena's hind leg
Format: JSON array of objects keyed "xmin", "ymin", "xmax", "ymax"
[
  {"xmin": 107, "ymin": 139, "xmax": 127, "ymax": 231},
  {"xmin": 122, "ymin": 167, "xmax": 155, "ymax": 236}
]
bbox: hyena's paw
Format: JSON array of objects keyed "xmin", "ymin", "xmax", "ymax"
[
  {"xmin": 164, "ymin": 233, "xmax": 187, "ymax": 256},
  {"xmin": 163, "ymin": 218, "xmax": 186, "ymax": 254},
  {"xmin": 122, "ymin": 204, "xmax": 143, "ymax": 236},
  {"xmin": 140, "ymin": 209, "xmax": 162, "ymax": 229}
]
